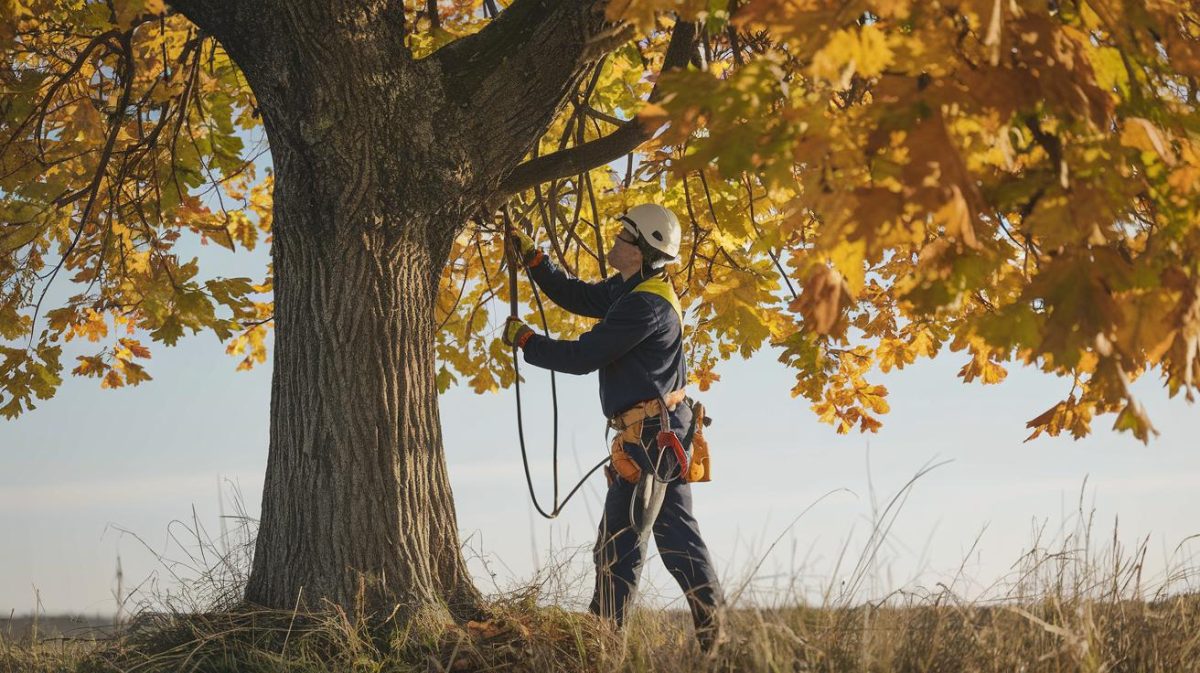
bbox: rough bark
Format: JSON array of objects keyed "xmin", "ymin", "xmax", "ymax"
[
  {"xmin": 234, "ymin": 26, "xmax": 478, "ymax": 615},
  {"xmin": 164, "ymin": 0, "xmax": 625, "ymax": 617},
  {"xmin": 247, "ymin": 203, "xmax": 476, "ymax": 615}
]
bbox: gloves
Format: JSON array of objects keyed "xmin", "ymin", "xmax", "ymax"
[
  {"xmin": 502, "ymin": 316, "xmax": 535, "ymax": 349},
  {"xmin": 506, "ymin": 228, "xmax": 543, "ymax": 268}
]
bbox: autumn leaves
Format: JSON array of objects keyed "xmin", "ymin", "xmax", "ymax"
[
  {"xmin": 593, "ymin": 1, "xmax": 1200, "ymax": 440},
  {"xmin": 1, "ymin": 3, "xmax": 271, "ymax": 416},
  {"xmin": 3, "ymin": 0, "xmax": 1198, "ymax": 441}
]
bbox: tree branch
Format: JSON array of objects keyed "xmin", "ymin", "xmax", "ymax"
[
  {"xmin": 165, "ymin": 0, "xmax": 232, "ymax": 35},
  {"xmin": 165, "ymin": 0, "xmax": 264, "ymax": 65},
  {"xmin": 426, "ymin": 0, "xmax": 440, "ymax": 30},
  {"xmin": 432, "ymin": 0, "xmax": 605, "ymax": 97},
  {"xmin": 496, "ymin": 19, "xmax": 697, "ymax": 198},
  {"xmin": 431, "ymin": 0, "xmax": 624, "ymax": 188}
]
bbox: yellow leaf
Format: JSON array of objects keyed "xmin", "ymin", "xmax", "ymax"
[
  {"xmin": 826, "ymin": 238, "xmax": 866, "ymax": 296},
  {"xmin": 791, "ymin": 265, "xmax": 851, "ymax": 335},
  {"xmin": 71, "ymin": 355, "xmax": 107, "ymax": 378},
  {"xmin": 100, "ymin": 369, "xmax": 124, "ymax": 390},
  {"xmin": 810, "ymin": 25, "xmax": 895, "ymax": 88},
  {"xmin": 1120, "ymin": 118, "xmax": 1176, "ymax": 166},
  {"xmin": 119, "ymin": 338, "xmax": 152, "ymax": 359},
  {"xmin": 933, "ymin": 184, "xmax": 979, "ymax": 249},
  {"xmin": 70, "ymin": 310, "xmax": 108, "ymax": 343}
]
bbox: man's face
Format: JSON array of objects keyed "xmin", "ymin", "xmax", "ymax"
[{"xmin": 608, "ymin": 227, "xmax": 643, "ymax": 273}]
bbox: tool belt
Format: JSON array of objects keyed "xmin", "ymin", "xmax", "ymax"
[{"xmin": 608, "ymin": 390, "xmax": 712, "ymax": 485}]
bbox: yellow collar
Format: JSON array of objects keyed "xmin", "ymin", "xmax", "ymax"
[{"xmin": 632, "ymin": 276, "xmax": 682, "ymax": 323}]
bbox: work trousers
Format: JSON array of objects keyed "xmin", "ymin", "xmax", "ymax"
[{"xmin": 589, "ymin": 403, "xmax": 724, "ymax": 646}]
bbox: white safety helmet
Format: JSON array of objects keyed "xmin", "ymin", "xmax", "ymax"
[{"xmin": 619, "ymin": 204, "xmax": 681, "ymax": 267}]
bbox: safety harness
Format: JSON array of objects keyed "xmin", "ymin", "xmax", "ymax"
[{"xmin": 603, "ymin": 277, "xmax": 713, "ymax": 485}]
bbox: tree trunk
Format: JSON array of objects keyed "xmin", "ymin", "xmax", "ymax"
[
  {"xmin": 245, "ymin": 171, "xmax": 478, "ymax": 617},
  {"xmin": 240, "ymin": 39, "xmax": 484, "ymax": 614},
  {"xmin": 165, "ymin": 0, "xmax": 615, "ymax": 621}
]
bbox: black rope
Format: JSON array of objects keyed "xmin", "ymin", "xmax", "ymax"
[{"xmin": 504, "ymin": 213, "xmax": 608, "ymax": 520}]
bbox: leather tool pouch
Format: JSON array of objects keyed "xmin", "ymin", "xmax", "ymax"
[
  {"xmin": 609, "ymin": 418, "xmax": 644, "ymax": 484},
  {"xmin": 683, "ymin": 399, "xmax": 712, "ymax": 483}
]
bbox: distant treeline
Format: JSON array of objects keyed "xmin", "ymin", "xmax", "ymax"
[{"xmin": 2, "ymin": 615, "xmax": 117, "ymax": 640}]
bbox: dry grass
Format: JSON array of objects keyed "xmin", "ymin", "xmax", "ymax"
[
  {"xmin": 5, "ymin": 475, "xmax": 1200, "ymax": 672},
  {"xmin": 5, "ymin": 590, "xmax": 1199, "ymax": 672}
]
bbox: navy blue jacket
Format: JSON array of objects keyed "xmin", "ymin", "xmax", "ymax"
[{"xmin": 521, "ymin": 255, "xmax": 687, "ymax": 419}]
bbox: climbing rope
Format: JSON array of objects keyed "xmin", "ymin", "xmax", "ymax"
[{"xmin": 503, "ymin": 212, "xmax": 609, "ymax": 520}]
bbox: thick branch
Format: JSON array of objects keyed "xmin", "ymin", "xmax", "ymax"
[
  {"xmin": 166, "ymin": 0, "xmax": 258, "ymax": 41},
  {"xmin": 432, "ymin": 0, "xmax": 617, "ymax": 185},
  {"xmin": 165, "ymin": 0, "xmax": 278, "ymax": 77},
  {"xmin": 433, "ymin": 0, "xmax": 603, "ymax": 99},
  {"xmin": 497, "ymin": 19, "xmax": 698, "ymax": 197}
]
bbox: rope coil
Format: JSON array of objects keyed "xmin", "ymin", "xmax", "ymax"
[{"xmin": 505, "ymin": 214, "xmax": 608, "ymax": 520}]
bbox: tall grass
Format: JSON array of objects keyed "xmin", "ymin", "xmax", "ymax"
[{"xmin": 4, "ymin": 471, "xmax": 1199, "ymax": 672}]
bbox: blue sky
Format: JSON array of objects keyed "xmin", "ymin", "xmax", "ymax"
[{"xmin": 3, "ymin": 229, "xmax": 1199, "ymax": 616}]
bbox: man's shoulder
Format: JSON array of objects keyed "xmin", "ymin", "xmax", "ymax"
[
  {"xmin": 629, "ymin": 278, "xmax": 682, "ymax": 324},
  {"xmin": 608, "ymin": 289, "xmax": 682, "ymax": 329},
  {"xmin": 606, "ymin": 288, "xmax": 658, "ymax": 317}
]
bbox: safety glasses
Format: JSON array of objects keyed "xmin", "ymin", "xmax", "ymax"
[{"xmin": 617, "ymin": 220, "xmax": 639, "ymax": 246}]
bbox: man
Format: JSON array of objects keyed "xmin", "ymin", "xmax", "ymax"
[{"xmin": 502, "ymin": 204, "xmax": 725, "ymax": 653}]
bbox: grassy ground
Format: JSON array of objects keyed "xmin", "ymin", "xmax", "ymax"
[
  {"xmin": 4, "ymin": 589, "xmax": 1200, "ymax": 672},
  {"xmin": 7, "ymin": 477, "xmax": 1198, "ymax": 671}
]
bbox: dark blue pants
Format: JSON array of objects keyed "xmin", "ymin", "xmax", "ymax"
[{"xmin": 589, "ymin": 405, "xmax": 723, "ymax": 643}]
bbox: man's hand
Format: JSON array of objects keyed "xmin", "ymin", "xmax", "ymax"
[
  {"xmin": 503, "ymin": 316, "xmax": 535, "ymax": 349},
  {"xmin": 506, "ymin": 228, "xmax": 541, "ymax": 267}
]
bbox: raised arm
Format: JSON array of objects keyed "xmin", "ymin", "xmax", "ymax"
[
  {"xmin": 527, "ymin": 253, "xmax": 623, "ymax": 319},
  {"xmin": 521, "ymin": 293, "xmax": 654, "ymax": 374}
]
